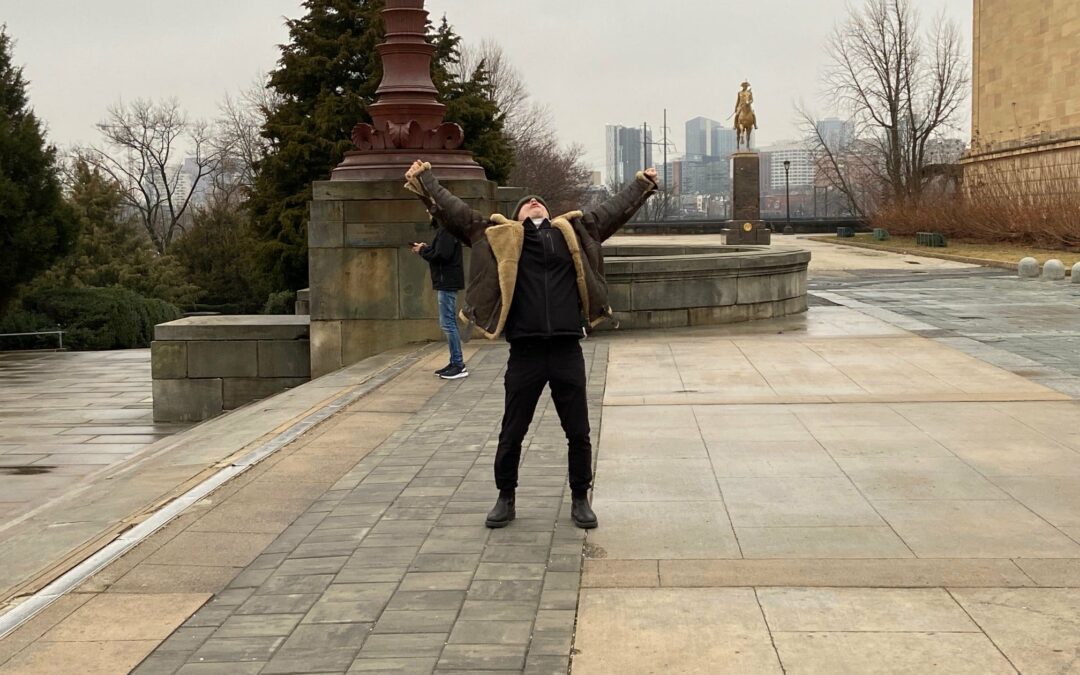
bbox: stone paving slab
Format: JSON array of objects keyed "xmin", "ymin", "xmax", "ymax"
[
  {"xmin": 573, "ymin": 301, "xmax": 1080, "ymax": 674},
  {"xmin": 0, "ymin": 346, "xmax": 455, "ymax": 671},
  {"xmin": 0, "ymin": 345, "xmax": 429, "ymax": 607},
  {"xmin": 812, "ymin": 271, "xmax": 1080, "ymax": 394},
  {"xmin": 27, "ymin": 340, "xmax": 606, "ymax": 674},
  {"xmin": 0, "ymin": 350, "xmax": 188, "ymax": 533}
]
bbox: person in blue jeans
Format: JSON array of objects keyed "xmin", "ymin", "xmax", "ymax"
[{"xmin": 411, "ymin": 219, "xmax": 468, "ymax": 380}]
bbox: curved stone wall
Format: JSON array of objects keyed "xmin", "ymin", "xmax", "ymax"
[{"xmin": 600, "ymin": 244, "xmax": 810, "ymax": 330}]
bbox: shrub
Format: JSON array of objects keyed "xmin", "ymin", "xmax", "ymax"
[
  {"xmin": 262, "ymin": 290, "xmax": 296, "ymax": 315},
  {"xmin": 0, "ymin": 310, "xmax": 59, "ymax": 350},
  {"xmin": 19, "ymin": 287, "xmax": 181, "ymax": 350}
]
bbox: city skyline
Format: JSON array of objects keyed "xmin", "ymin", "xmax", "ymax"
[{"xmin": 0, "ymin": 0, "xmax": 971, "ymax": 174}]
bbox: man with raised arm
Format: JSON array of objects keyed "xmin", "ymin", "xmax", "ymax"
[{"xmin": 404, "ymin": 161, "xmax": 658, "ymax": 529}]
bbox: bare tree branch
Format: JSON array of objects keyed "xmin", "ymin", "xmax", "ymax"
[
  {"xmin": 213, "ymin": 74, "xmax": 282, "ymax": 204},
  {"xmin": 818, "ymin": 0, "xmax": 968, "ymax": 206},
  {"xmin": 76, "ymin": 98, "xmax": 228, "ymax": 253},
  {"xmin": 457, "ymin": 39, "xmax": 591, "ymax": 213}
]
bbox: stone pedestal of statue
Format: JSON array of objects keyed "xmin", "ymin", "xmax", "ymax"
[
  {"xmin": 307, "ymin": 178, "xmax": 497, "ymax": 378},
  {"xmin": 307, "ymin": 0, "xmax": 504, "ymax": 377},
  {"xmin": 726, "ymin": 151, "xmax": 771, "ymax": 245}
]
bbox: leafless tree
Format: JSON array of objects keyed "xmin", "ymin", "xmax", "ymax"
[
  {"xmin": 76, "ymin": 98, "xmax": 229, "ymax": 253},
  {"xmin": 509, "ymin": 140, "xmax": 591, "ymax": 216},
  {"xmin": 813, "ymin": 0, "xmax": 968, "ymax": 206},
  {"xmin": 796, "ymin": 106, "xmax": 877, "ymax": 217},
  {"xmin": 456, "ymin": 39, "xmax": 593, "ymax": 210},
  {"xmin": 213, "ymin": 75, "xmax": 283, "ymax": 203},
  {"xmin": 639, "ymin": 188, "xmax": 680, "ymax": 222},
  {"xmin": 455, "ymin": 39, "xmax": 530, "ymax": 137}
]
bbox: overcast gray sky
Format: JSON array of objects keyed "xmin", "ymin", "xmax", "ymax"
[{"xmin": 1, "ymin": 0, "xmax": 971, "ymax": 172}]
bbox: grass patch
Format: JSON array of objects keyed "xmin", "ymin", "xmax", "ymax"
[{"xmin": 809, "ymin": 234, "xmax": 1080, "ymax": 269}]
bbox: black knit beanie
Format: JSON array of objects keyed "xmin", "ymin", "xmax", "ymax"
[{"xmin": 512, "ymin": 194, "xmax": 549, "ymax": 220}]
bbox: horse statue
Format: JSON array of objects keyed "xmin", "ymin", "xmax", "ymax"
[{"xmin": 734, "ymin": 81, "xmax": 758, "ymax": 150}]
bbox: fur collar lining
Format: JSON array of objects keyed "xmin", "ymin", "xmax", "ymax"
[
  {"xmin": 489, "ymin": 211, "xmax": 584, "ymax": 226},
  {"xmin": 480, "ymin": 211, "xmax": 589, "ymax": 339},
  {"xmin": 481, "ymin": 223, "xmax": 525, "ymax": 339}
]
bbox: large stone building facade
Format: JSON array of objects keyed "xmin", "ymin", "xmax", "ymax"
[{"xmin": 961, "ymin": 0, "xmax": 1080, "ymax": 191}]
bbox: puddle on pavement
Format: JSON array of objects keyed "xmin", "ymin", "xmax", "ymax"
[{"xmin": 1, "ymin": 466, "xmax": 55, "ymax": 476}]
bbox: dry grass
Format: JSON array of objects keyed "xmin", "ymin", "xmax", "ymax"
[
  {"xmin": 811, "ymin": 233, "xmax": 1080, "ymax": 269},
  {"xmin": 870, "ymin": 163, "xmax": 1080, "ymax": 251}
]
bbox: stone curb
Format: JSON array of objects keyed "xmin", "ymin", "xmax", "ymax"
[{"xmin": 808, "ymin": 236, "xmax": 1075, "ymax": 275}]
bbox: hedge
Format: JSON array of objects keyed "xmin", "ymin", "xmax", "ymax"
[{"xmin": 12, "ymin": 287, "xmax": 182, "ymax": 350}]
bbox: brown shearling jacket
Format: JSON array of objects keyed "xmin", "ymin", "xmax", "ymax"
[{"xmin": 405, "ymin": 164, "xmax": 657, "ymax": 339}]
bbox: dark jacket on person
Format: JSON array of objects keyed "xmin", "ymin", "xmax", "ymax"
[
  {"xmin": 404, "ymin": 163, "xmax": 657, "ymax": 340},
  {"xmin": 419, "ymin": 223, "xmax": 464, "ymax": 291},
  {"xmin": 503, "ymin": 217, "xmax": 585, "ymax": 341}
]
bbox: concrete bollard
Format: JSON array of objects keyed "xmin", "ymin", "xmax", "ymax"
[
  {"xmin": 1018, "ymin": 257, "xmax": 1040, "ymax": 278},
  {"xmin": 1042, "ymin": 259, "xmax": 1066, "ymax": 281},
  {"xmin": 1073, "ymin": 262, "xmax": 1080, "ymax": 283}
]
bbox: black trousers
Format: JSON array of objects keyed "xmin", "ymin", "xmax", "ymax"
[{"xmin": 494, "ymin": 338, "xmax": 592, "ymax": 496}]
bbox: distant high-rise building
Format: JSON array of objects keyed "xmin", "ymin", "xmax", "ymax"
[
  {"xmin": 685, "ymin": 117, "xmax": 720, "ymax": 159},
  {"xmin": 759, "ymin": 141, "xmax": 814, "ymax": 192},
  {"xmin": 605, "ymin": 124, "xmax": 652, "ymax": 186},
  {"xmin": 686, "ymin": 117, "xmax": 740, "ymax": 161},
  {"xmin": 815, "ymin": 117, "xmax": 854, "ymax": 153},
  {"xmin": 712, "ymin": 126, "xmax": 738, "ymax": 160},
  {"xmin": 680, "ymin": 117, "xmax": 738, "ymax": 198},
  {"xmin": 675, "ymin": 156, "xmax": 729, "ymax": 197}
]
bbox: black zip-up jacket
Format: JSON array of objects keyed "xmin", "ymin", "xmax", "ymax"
[
  {"xmin": 504, "ymin": 219, "xmax": 582, "ymax": 342},
  {"xmin": 419, "ymin": 225, "xmax": 464, "ymax": 291}
]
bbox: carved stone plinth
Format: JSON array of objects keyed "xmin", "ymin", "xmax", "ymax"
[
  {"xmin": 727, "ymin": 152, "xmax": 770, "ymax": 245},
  {"xmin": 308, "ymin": 177, "xmax": 497, "ymax": 377}
]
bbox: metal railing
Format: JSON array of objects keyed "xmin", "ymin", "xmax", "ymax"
[{"xmin": 0, "ymin": 330, "xmax": 67, "ymax": 350}]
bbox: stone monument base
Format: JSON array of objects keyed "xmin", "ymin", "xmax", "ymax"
[
  {"xmin": 308, "ymin": 177, "xmax": 497, "ymax": 378},
  {"xmin": 729, "ymin": 151, "xmax": 770, "ymax": 245},
  {"xmin": 724, "ymin": 220, "xmax": 772, "ymax": 245}
]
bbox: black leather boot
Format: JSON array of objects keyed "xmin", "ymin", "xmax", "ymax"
[
  {"xmin": 571, "ymin": 493, "xmax": 598, "ymax": 529},
  {"xmin": 485, "ymin": 489, "xmax": 515, "ymax": 528}
]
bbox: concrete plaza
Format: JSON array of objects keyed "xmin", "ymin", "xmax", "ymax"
[{"xmin": 1, "ymin": 240, "xmax": 1079, "ymax": 673}]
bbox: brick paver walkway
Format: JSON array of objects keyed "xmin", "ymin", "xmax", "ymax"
[{"xmin": 137, "ymin": 342, "xmax": 607, "ymax": 674}]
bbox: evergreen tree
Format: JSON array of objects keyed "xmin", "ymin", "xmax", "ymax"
[
  {"xmin": 248, "ymin": 3, "xmax": 513, "ymax": 293},
  {"xmin": 35, "ymin": 161, "xmax": 200, "ymax": 308},
  {"xmin": 171, "ymin": 200, "xmax": 269, "ymax": 313},
  {"xmin": 0, "ymin": 26, "xmax": 78, "ymax": 313},
  {"xmin": 247, "ymin": 0, "xmax": 386, "ymax": 293}
]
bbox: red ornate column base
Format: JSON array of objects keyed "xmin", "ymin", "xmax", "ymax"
[
  {"xmin": 332, "ymin": 149, "xmax": 487, "ymax": 181},
  {"xmin": 331, "ymin": 0, "xmax": 487, "ymax": 182}
]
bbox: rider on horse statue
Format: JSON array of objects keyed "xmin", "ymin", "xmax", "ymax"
[{"xmin": 734, "ymin": 81, "xmax": 758, "ymax": 150}]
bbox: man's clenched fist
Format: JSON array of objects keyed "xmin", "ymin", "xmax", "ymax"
[{"xmin": 405, "ymin": 159, "xmax": 425, "ymax": 180}]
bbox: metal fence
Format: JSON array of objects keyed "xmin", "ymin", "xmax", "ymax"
[{"xmin": 0, "ymin": 330, "xmax": 67, "ymax": 350}]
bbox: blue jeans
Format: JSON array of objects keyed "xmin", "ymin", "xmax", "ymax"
[{"xmin": 438, "ymin": 290, "xmax": 464, "ymax": 367}]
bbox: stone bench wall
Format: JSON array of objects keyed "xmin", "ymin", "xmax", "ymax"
[
  {"xmin": 601, "ymin": 245, "xmax": 811, "ymax": 330},
  {"xmin": 152, "ymin": 316, "xmax": 311, "ymax": 423}
]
